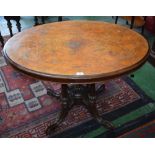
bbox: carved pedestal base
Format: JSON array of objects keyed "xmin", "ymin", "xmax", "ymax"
[{"xmin": 46, "ymin": 84, "xmax": 115, "ymax": 136}]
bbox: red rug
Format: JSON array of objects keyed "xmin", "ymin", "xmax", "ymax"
[{"xmin": 0, "ymin": 36, "xmax": 152, "ymax": 138}]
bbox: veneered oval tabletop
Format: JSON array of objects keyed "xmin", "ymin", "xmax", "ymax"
[{"xmin": 3, "ymin": 20, "xmax": 149, "ymax": 83}]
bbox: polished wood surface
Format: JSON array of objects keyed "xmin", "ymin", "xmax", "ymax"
[{"xmin": 3, "ymin": 20, "xmax": 149, "ymax": 83}]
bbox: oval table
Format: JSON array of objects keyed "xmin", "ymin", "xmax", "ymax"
[{"xmin": 3, "ymin": 20, "xmax": 149, "ymax": 136}]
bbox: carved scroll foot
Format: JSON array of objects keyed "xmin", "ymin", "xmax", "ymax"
[
  {"xmin": 47, "ymin": 88, "xmax": 61, "ymax": 99},
  {"xmin": 94, "ymin": 113, "xmax": 115, "ymax": 130},
  {"xmin": 85, "ymin": 84, "xmax": 115, "ymax": 130},
  {"xmin": 85, "ymin": 102, "xmax": 115, "ymax": 130},
  {"xmin": 46, "ymin": 84, "xmax": 72, "ymax": 135},
  {"xmin": 45, "ymin": 103, "xmax": 71, "ymax": 135}
]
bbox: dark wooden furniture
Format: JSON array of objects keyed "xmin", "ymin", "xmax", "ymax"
[
  {"xmin": 115, "ymin": 16, "xmax": 147, "ymax": 34},
  {"xmin": 4, "ymin": 16, "xmax": 21, "ymax": 37},
  {"xmin": 151, "ymin": 40, "xmax": 155, "ymax": 58},
  {"xmin": 0, "ymin": 30, "xmax": 4, "ymax": 47},
  {"xmin": 3, "ymin": 21, "xmax": 149, "ymax": 136},
  {"xmin": 58, "ymin": 16, "xmax": 62, "ymax": 22},
  {"xmin": 149, "ymin": 40, "xmax": 155, "ymax": 66},
  {"xmin": 34, "ymin": 16, "xmax": 63, "ymax": 26},
  {"xmin": 34, "ymin": 16, "xmax": 45, "ymax": 26}
]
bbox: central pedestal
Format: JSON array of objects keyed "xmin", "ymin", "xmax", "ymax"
[{"xmin": 46, "ymin": 84, "xmax": 115, "ymax": 136}]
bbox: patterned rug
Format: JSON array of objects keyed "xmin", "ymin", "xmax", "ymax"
[
  {"xmin": 0, "ymin": 36, "xmax": 154, "ymax": 138},
  {"xmin": 120, "ymin": 119, "xmax": 155, "ymax": 138}
]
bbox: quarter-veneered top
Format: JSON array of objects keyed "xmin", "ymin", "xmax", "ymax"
[{"xmin": 3, "ymin": 20, "xmax": 149, "ymax": 83}]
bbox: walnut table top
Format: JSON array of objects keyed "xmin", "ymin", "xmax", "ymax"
[{"xmin": 3, "ymin": 20, "xmax": 149, "ymax": 83}]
